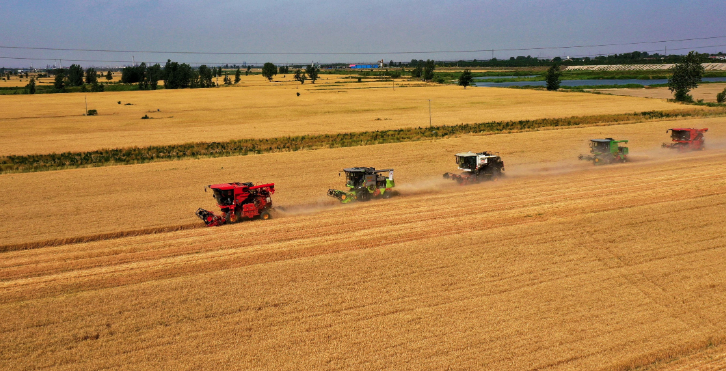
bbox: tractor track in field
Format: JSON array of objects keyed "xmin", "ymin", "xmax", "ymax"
[{"xmin": 0, "ymin": 223, "xmax": 204, "ymax": 253}]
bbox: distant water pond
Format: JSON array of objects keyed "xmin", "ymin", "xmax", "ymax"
[
  {"xmin": 474, "ymin": 77, "xmax": 726, "ymax": 87},
  {"xmin": 474, "ymin": 75, "xmax": 537, "ymax": 79}
]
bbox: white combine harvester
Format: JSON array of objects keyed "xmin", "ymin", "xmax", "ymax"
[{"xmin": 443, "ymin": 151, "xmax": 505, "ymax": 185}]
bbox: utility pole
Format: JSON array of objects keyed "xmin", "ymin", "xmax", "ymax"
[{"xmin": 428, "ymin": 99, "xmax": 432, "ymax": 127}]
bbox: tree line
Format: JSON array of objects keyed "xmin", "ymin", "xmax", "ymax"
[{"xmin": 122, "ymin": 61, "xmax": 243, "ymax": 89}]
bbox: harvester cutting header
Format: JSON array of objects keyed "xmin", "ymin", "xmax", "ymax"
[
  {"xmin": 196, "ymin": 182, "xmax": 275, "ymax": 226},
  {"xmin": 662, "ymin": 128, "xmax": 708, "ymax": 151},
  {"xmin": 328, "ymin": 167, "xmax": 396, "ymax": 203}
]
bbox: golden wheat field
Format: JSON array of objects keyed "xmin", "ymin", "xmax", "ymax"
[
  {"xmin": 2, "ymin": 77, "xmax": 726, "ymax": 370},
  {"xmin": 1, "ymin": 115, "xmax": 723, "ymax": 247},
  {"xmin": 1, "ymin": 144, "xmax": 726, "ymax": 370},
  {"xmin": 0, "ymin": 75, "xmax": 682, "ymax": 156}
]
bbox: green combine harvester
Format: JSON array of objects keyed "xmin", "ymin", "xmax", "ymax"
[
  {"xmin": 578, "ymin": 138, "xmax": 629, "ymax": 165},
  {"xmin": 327, "ymin": 167, "xmax": 396, "ymax": 203}
]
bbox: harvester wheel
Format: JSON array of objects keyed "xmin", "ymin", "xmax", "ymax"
[
  {"xmin": 382, "ymin": 191, "xmax": 392, "ymax": 199},
  {"xmin": 260, "ymin": 210, "xmax": 272, "ymax": 220},
  {"xmin": 357, "ymin": 190, "xmax": 371, "ymax": 202}
]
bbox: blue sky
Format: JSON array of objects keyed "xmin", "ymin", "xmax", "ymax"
[{"xmin": 1, "ymin": 0, "xmax": 725, "ymax": 67}]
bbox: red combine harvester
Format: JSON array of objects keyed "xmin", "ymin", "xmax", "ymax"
[
  {"xmin": 195, "ymin": 182, "xmax": 275, "ymax": 226},
  {"xmin": 662, "ymin": 128, "xmax": 708, "ymax": 151}
]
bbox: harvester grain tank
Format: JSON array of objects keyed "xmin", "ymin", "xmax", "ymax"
[
  {"xmin": 327, "ymin": 167, "xmax": 396, "ymax": 203},
  {"xmin": 662, "ymin": 128, "xmax": 708, "ymax": 151},
  {"xmin": 443, "ymin": 151, "xmax": 505, "ymax": 184},
  {"xmin": 578, "ymin": 138, "xmax": 629, "ymax": 165},
  {"xmin": 195, "ymin": 182, "xmax": 275, "ymax": 226}
]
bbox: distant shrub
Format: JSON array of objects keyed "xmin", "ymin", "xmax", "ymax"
[
  {"xmin": 141, "ymin": 114, "xmax": 150, "ymax": 119},
  {"xmin": 717, "ymin": 88, "xmax": 726, "ymax": 103},
  {"xmin": 86, "ymin": 109, "xmax": 98, "ymax": 116}
]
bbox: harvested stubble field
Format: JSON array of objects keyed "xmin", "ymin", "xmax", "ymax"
[
  {"xmin": 3, "ymin": 78, "xmax": 726, "ymax": 370},
  {"xmin": 0, "ymin": 115, "xmax": 723, "ymax": 248},
  {"xmin": 1, "ymin": 145, "xmax": 726, "ymax": 370},
  {"xmin": 0, "ymin": 74, "xmax": 682, "ymax": 156}
]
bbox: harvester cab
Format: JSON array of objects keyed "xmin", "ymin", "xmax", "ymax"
[
  {"xmin": 328, "ymin": 167, "xmax": 396, "ymax": 203},
  {"xmin": 195, "ymin": 182, "xmax": 275, "ymax": 226},
  {"xmin": 443, "ymin": 151, "xmax": 505, "ymax": 184},
  {"xmin": 662, "ymin": 128, "xmax": 708, "ymax": 151},
  {"xmin": 578, "ymin": 138, "xmax": 628, "ymax": 165}
]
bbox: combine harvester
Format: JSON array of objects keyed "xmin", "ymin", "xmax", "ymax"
[
  {"xmin": 195, "ymin": 182, "xmax": 275, "ymax": 226},
  {"xmin": 578, "ymin": 138, "xmax": 629, "ymax": 165},
  {"xmin": 662, "ymin": 128, "xmax": 708, "ymax": 151},
  {"xmin": 328, "ymin": 167, "xmax": 396, "ymax": 203},
  {"xmin": 443, "ymin": 151, "xmax": 505, "ymax": 184}
]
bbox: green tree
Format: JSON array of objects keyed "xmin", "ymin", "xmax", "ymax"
[
  {"xmin": 261, "ymin": 62, "xmax": 277, "ymax": 81},
  {"xmin": 121, "ymin": 65, "xmax": 146, "ymax": 83},
  {"xmin": 136, "ymin": 63, "xmax": 150, "ymax": 90},
  {"xmin": 105, "ymin": 71, "xmax": 113, "ymax": 80},
  {"xmin": 717, "ymin": 88, "xmax": 726, "ymax": 103},
  {"xmin": 197, "ymin": 65, "xmax": 214, "ymax": 88},
  {"xmin": 423, "ymin": 60, "xmax": 435, "ymax": 81},
  {"xmin": 67, "ymin": 64, "xmax": 84, "ymax": 86},
  {"xmin": 163, "ymin": 59, "xmax": 195, "ymax": 89},
  {"xmin": 545, "ymin": 64, "xmax": 562, "ymax": 91},
  {"xmin": 294, "ymin": 69, "xmax": 306, "ymax": 84},
  {"xmin": 668, "ymin": 51, "xmax": 704, "ymax": 102},
  {"xmin": 246, "ymin": 66, "xmax": 251, "ymax": 76},
  {"xmin": 234, "ymin": 68, "xmax": 241, "ymax": 84},
  {"xmin": 458, "ymin": 69, "xmax": 473, "ymax": 89},
  {"xmin": 147, "ymin": 64, "xmax": 162, "ymax": 90},
  {"xmin": 224, "ymin": 73, "xmax": 232, "ymax": 85},
  {"xmin": 305, "ymin": 65, "xmax": 319, "ymax": 83},
  {"xmin": 85, "ymin": 68, "xmax": 98, "ymax": 85},
  {"xmin": 54, "ymin": 71, "xmax": 66, "ymax": 91},
  {"xmin": 26, "ymin": 77, "xmax": 36, "ymax": 94},
  {"xmin": 411, "ymin": 63, "xmax": 423, "ymax": 78}
]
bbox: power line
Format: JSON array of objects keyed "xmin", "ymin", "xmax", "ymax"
[
  {"xmin": 2, "ymin": 43, "xmax": 725, "ymax": 66},
  {"xmin": 1, "ymin": 36, "xmax": 725, "ymax": 56}
]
